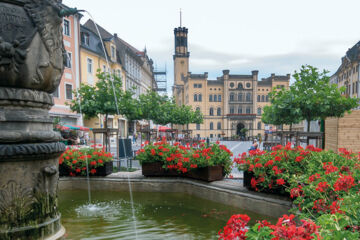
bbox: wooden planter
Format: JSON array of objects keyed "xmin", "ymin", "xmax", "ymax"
[
  {"xmin": 142, "ymin": 162, "xmax": 179, "ymax": 177},
  {"xmin": 185, "ymin": 166, "xmax": 224, "ymax": 182},
  {"xmin": 59, "ymin": 161, "xmax": 113, "ymax": 177},
  {"xmin": 142, "ymin": 162, "xmax": 224, "ymax": 182}
]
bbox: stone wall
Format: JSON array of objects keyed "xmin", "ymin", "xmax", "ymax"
[{"xmin": 325, "ymin": 109, "xmax": 360, "ymax": 153}]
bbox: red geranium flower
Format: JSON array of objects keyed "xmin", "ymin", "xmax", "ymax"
[
  {"xmin": 90, "ymin": 169, "xmax": 96, "ymax": 174},
  {"xmin": 276, "ymin": 178, "xmax": 285, "ymax": 185}
]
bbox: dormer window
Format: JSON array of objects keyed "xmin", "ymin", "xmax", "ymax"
[
  {"xmin": 81, "ymin": 32, "xmax": 89, "ymax": 46},
  {"xmin": 111, "ymin": 46, "xmax": 116, "ymax": 59}
]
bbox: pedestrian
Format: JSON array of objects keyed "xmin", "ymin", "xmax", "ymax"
[{"xmin": 249, "ymin": 139, "xmax": 258, "ymax": 151}]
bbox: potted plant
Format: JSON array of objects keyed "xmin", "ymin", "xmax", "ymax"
[{"xmin": 59, "ymin": 145, "xmax": 113, "ymax": 176}]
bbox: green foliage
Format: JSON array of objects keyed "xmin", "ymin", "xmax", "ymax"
[
  {"xmin": 262, "ymin": 65, "xmax": 358, "ymax": 128},
  {"xmin": 246, "ymin": 224, "xmax": 273, "ymax": 239}
]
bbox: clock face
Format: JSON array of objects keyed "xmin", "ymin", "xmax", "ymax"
[
  {"xmin": 246, "ymin": 83, "xmax": 251, "ymax": 88},
  {"xmin": 238, "ymin": 83, "xmax": 243, "ymax": 89},
  {"xmin": 230, "ymin": 82, "xmax": 234, "ymax": 88}
]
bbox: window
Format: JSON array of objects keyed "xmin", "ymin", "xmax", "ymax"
[
  {"xmin": 196, "ymin": 124, "xmax": 200, "ymax": 130},
  {"xmin": 246, "ymin": 83, "xmax": 251, "ymax": 88},
  {"xmin": 246, "ymin": 107, "xmax": 251, "ymax": 114},
  {"xmin": 238, "ymin": 83, "xmax": 243, "ymax": 89},
  {"xmin": 111, "ymin": 46, "xmax": 115, "ymax": 58},
  {"xmin": 209, "ymin": 94, "xmax": 213, "ymax": 102},
  {"xmin": 246, "ymin": 93, "xmax": 251, "ymax": 101},
  {"xmin": 65, "ymin": 52, "xmax": 71, "ymax": 68},
  {"xmin": 117, "ymin": 69, "xmax": 121, "ymax": 78},
  {"xmin": 230, "ymin": 93, "xmax": 234, "ymax": 101},
  {"xmin": 210, "ymin": 122, "xmax": 214, "ymax": 130},
  {"xmin": 210, "ymin": 134, "xmax": 214, "ymax": 138},
  {"xmin": 194, "ymin": 94, "xmax": 198, "ymax": 102},
  {"xmin": 52, "ymin": 87, "xmax": 59, "ymax": 98},
  {"xmin": 198, "ymin": 94, "xmax": 202, "ymax": 102},
  {"xmin": 238, "ymin": 93, "xmax": 243, "ymax": 101},
  {"xmin": 230, "ymin": 82, "xmax": 234, "ymax": 88},
  {"xmin": 214, "ymin": 95, "xmax": 217, "ymax": 102},
  {"xmin": 198, "ymin": 84, "xmax": 202, "ymax": 88},
  {"xmin": 87, "ymin": 58, "xmax": 93, "ymax": 73},
  {"xmin": 261, "ymin": 95, "xmax": 265, "ymax": 102},
  {"xmin": 193, "ymin": 83, "xmax": 198, "ymax": 88},
  {"xmin": 218, "ymin": 95, "xmax": 221, "ymax": 102},
  {"xmin": 266, "ymin": 95, "xmax": 269, "ymax": 102},
  {"xmin": 257, "ymin": 122, "xmax": 261, "ymax": 130},
  {"xmin": 238, "ymin": 107, "xmax": 242, "ymax": 114},
  {"xmin": 81, "ymin": 32, "xmax": 89, "ymax": 46},
  {"xmin": 230, "ymin": 107, "xmax": 234, "ymax": 114},
  {"xmin": 65, "ymin": 84, "xmax": 72, "ymax": 100},
  {"xmin": 63, "ymin": 19, "xmax": 70, "ymax": 36},
  {"xmin": 217, "ymin": 122, "xmax": 221, "ymax": 130},
  {"xmin": 196, "ymin": 107, "xmax": 200, "ymax": 112},
  {"xmin": 210, "ymin": 107, "xmax": 214, "ymax": 116},
  {"xmin": 257, "ymin": 95, "xmax": 260, "ymax": 102},
  {"xmin": 257, "ymin": 107, "xmax": 262, "ymax": 115},
  {"xmin": 217, "ymin": 107, "xmax": 221, "ymax": 116},
  {"xmin": 102, "ymin": 65, "xmax": 106, "ymax": 73}
]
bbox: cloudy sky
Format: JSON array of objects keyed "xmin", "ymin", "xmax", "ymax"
[{"xmin": 64, "ymin": 0, "xmax": 360, "ymax": 92}]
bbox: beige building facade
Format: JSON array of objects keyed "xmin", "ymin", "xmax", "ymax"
[{"xmin": 173, "ymin": 26, "xmax": 290, "ymax": 139}]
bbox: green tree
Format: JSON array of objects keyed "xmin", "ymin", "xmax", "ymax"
[{"xmin": 292, "ymin": 65, "xmax": 358, "ymax": 132}]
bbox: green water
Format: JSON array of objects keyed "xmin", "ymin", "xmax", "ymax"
[{"xmin": 59, "ymin": 190, "xmax": 276, "ymax": 240}]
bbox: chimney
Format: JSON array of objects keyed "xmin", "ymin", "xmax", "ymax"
[
  {"xmin": 222, "ymin": 69, "xmax": 230, "ymax": 75},
  {"xmin": 286, "ymin": 73, "xmax": 291, "ymax": 79},
  {"xmin": 204, "ymin": 72, "xmax": 208, "ymax": 78},
  {"xmin": 271, "ymin": 73, "xmax": 275, "ymax": 79},
  {"xmin": 114, "ymin": 33, "xmax": 118, "ymax": 38}
]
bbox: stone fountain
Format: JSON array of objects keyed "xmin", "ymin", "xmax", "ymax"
[{"xmin": 0, "ymin": 0, "xmax": 73, "ymax": 239}]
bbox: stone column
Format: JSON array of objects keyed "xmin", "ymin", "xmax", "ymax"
[{"xmin": 0, "ymin": 0, "xmax": 67, "ymax": 239}]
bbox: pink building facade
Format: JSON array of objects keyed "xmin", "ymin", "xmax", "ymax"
[{"xmin": 50, "ymin": 10, "xmax": 82, "ymax": 126}]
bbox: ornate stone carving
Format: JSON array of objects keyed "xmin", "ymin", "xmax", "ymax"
[
  {"xmin": 0, "ymin": 87, "xmax": 54, "ymax": 106},
  {"xmin": 0, "ymin": 0, "xmax": 65, "ymax": 93},
  {"xmin": 0, "ymin": 142, "xmax": 65, "ymax": 159}
]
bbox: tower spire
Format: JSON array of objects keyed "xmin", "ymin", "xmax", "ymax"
[{"xmin": 180, "ymin": 8, "xmax": 182, "ymax": 27}]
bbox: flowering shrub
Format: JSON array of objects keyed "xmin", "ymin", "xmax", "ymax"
[
  {"xmin": 59, "ymin": 145, "xmax": 113, "ymax": 176},
  {"xmin": 227, "ymin": 144, "xmax": 360, "ymax": 239},
  {"xmin": 136, "ymin": 138, "xmax": 233, "ymax": 175}
]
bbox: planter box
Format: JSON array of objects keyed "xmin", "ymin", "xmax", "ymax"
[
  {"xmin": 142, "ymin": 162, "xmax": 179, "ymax": 177},
  {"xmin": 59, "ymin": 161, "xmax": 113, "ymax": 177},
  {"xmin": 243, "ymin": 170, "xmax": 289, "ymax": 197},
  {"xmin": 142, "ymin": 162, "xmax": 224, "ymax": 182},
  {"xmin": 185, "ymin": 166, "xmax": 224, "ymax": 182},
  {"xmin": 95, "ymin": 161, "xmax": 113, "ymax": 176}
]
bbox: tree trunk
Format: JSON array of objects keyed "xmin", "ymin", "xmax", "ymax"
[
  {"xmin": 306, "ymin": 118, "xmax": 311, "ymax": 145},
  {"xmin": 321, "ymin": 118, "xmax": 325, "ymax": 149},
  {"xmin": 104, "ymin": 114, "xmax": 109, "ymax": 152}
]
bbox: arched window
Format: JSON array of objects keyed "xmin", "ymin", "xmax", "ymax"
[
  {"xmin": 210, "ymin": 107, "xmax": 214, "ymax": 116},
  {"xmin": 257, "ymin": 122, "xmax": 261, "ymax": 130},
  {"xmin": 209, "ymin": 94, "xmax": 213, "ymax": 102},
  {"xmin": 198, "ymin": 94, "xmax": 202, "ymax": 102},
  {"xmin": 210, "ymin": 122, "xmax": 214, "ymax": 130},
  {"xmin": 230, "ymin": 107, "xmax": 235, "ymax": 114},
  {"xmin": 238, "ymin": 83, "xmax": 243, "ymax": 89},
  {"xmin": 217, "ymin": 107, "xmax": 221, "ymax": 116},
  {"xmin": 194, "ymin": 94, "xmax": 197, "ymax": 102},
  {"xmin": 266, "ymin": 95, "xmax": 269, "ymax": 102},
  {"xmin": 261, "ymin": 95, "xmax": 265, "ymax": 102},
  {"xmin": 257, "ymin": 107, "xmax": 262, "ymax": 115},
  {"xmin": 196, "ymin": 124, "xmax": 200, "ymax": 130},
  {"xmin": 246, "ymin": 107, "xmax": 251, "ymax": 114},
  {"xmin": 218, "ymin": 95, "xmax": 221, "ymax": 102},
  {"xmin": 214, "ymin": 95, "xmax": 217, "ymax": 102},
  {"xmin": 238, "ymin": 93, "xmax": 243, "ymax": 101},
  {"xmin": 217, "ymin": 122, "xmax": 221, "ymax": 130},
  {"xmin": 246, "ymin": 93, "xmax": 251, "ymax": 101},
  {"xmin": 257, "ymin": 95, "xmax": 261, "ymax": 102},
  {"xmin": 238, "ymin": 107, "xmax": 242, "ymax": 114},
  {"xmin": 230, "ymin": 93, "xmax": 234, "ymax": 101}
]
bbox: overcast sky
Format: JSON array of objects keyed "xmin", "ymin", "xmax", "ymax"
[{"xmin": 64, "ymin": 0, "xmax": 360, "ymax": 92}]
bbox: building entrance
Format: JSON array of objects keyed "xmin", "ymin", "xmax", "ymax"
[{"xmin": 236, "ymin": 123, "xmax": 245, "ymax": 136}]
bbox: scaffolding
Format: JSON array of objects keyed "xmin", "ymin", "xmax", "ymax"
[{"xmin": 154, "ymin": 65, "xmax": 167, "ymax": 92}]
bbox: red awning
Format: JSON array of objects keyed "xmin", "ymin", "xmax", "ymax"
[{"xmin": 158, "ymin": 126, "xmax": 171, "ymax": 132}]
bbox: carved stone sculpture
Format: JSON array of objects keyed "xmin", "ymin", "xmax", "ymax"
[{"xmin": 0, "ymin": 0, "xmax": 68, "ymax": 239}]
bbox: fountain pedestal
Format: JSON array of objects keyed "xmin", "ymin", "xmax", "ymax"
[{"xmin": 0, "ymin": 0, "xmax": 68, "ymax": 239}]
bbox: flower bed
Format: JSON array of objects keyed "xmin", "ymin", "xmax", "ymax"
[
  {"xmin": 59, "ymin": 145, "xmax": 113, "ymax": 176},
  {"xmin": 219, "ymin": 144, "xmax": 360, "ymax": 239},
  {"xmin": 136, "ymin": 138, "xmax": 232, "ymax": 182}
]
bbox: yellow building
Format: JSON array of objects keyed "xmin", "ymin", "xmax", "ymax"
[
  {"xmin": 79, "ymin": 22, "xmax": 127, "ymax": 140},
  {"xmin": 173, "ymin": 26, "xmax": 290, "ymax": 139}
]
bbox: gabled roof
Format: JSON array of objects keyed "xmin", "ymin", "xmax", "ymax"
[{"xmin": 80, "ymin": 25, "xmax": 107, "ymax": 59}]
